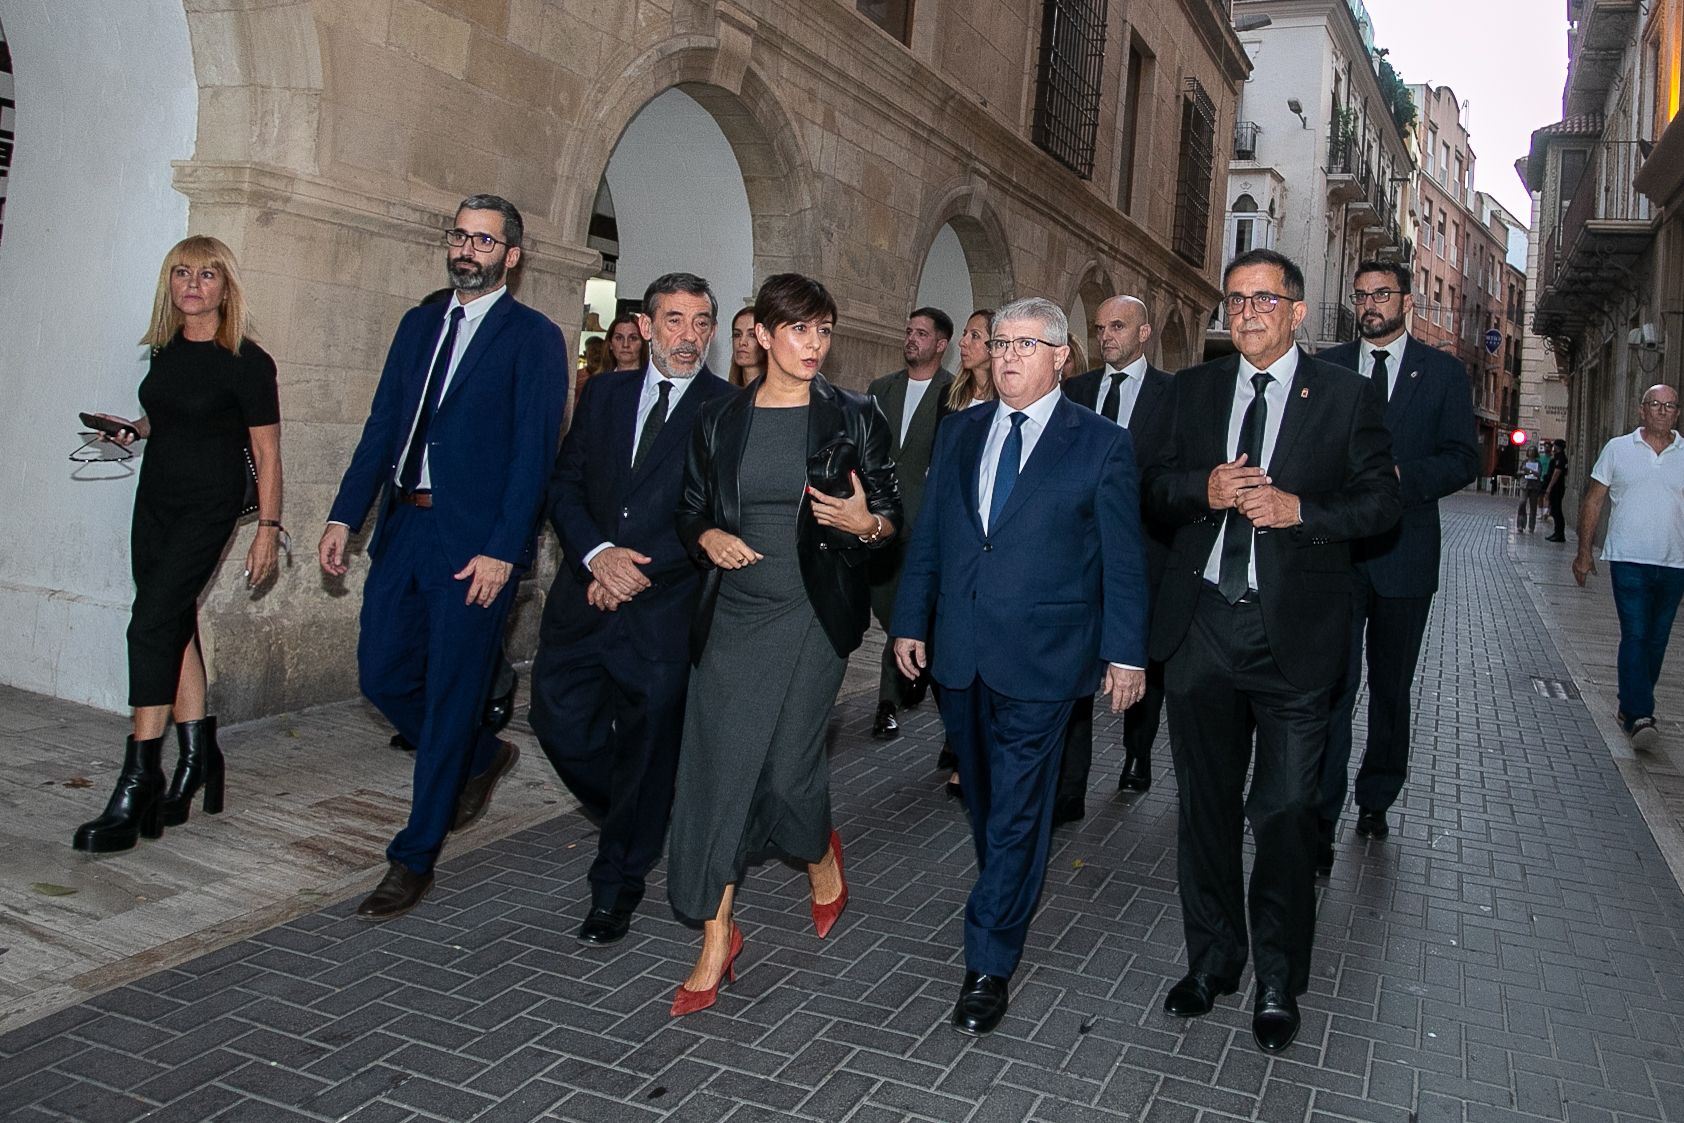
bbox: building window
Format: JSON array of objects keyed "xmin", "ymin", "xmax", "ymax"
[
  {"xmin": 1032, "ymin": 0, "xmax": 1108, "ymax": 179},
  {"xmin": 856, "ymin": 0, "xmax": 913, "ymax": 44},
  {"xmin": 1116, "ymin": 43, "xmax": 1146, "ymax": 213},
  {"xmin": 1172, "ymin": 76, "xmax": 1217, "ymax": 267},
  {"xmin": 1230, "ymin": 193, "xmax": 1259, "ymax": 259}
]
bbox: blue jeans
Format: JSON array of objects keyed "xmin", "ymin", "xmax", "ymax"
[{"xmin": 1609, "ymin": 562, "xmax": 1684, "ymax": 726}]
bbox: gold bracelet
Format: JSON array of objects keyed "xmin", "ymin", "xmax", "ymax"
[{"xmin": 858, "ymin": 513, "xmax": 885, "ymax": 544}]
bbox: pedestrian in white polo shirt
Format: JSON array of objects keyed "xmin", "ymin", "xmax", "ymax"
[{"xmin": 1572, "ymin": 384, "xmax": 1684, "ymax": 749}]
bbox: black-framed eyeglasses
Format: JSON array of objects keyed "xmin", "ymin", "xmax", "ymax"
[
  {"xmin": 1641, "ymin": 399, "xmax": 1680, "ymax": 412},
  {"xmin": 1350, "ymin": 288, "xmax": 1400, "ymax": 306},
  {"xmin": 984, "ymin": 337, "xmax": 1061, "ymax": 356},
  {"xmin": 443, "ymin": 228, "xmax": 508, "ymax": 253},
  {"xmin": 1223, "ymin": 292, "xmax": 1291, "ymax": 315}
]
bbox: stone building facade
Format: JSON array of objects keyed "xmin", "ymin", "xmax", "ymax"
[
  {"xmin": 0, "ymin": 1, "xmax": 1247, "ymax": 718},
  {"xmin": 1524, "ymin": 0, "xmax": 1684, "ymax": 517}
]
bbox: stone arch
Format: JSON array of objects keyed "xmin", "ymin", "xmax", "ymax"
[
  {"xmin": 180, "ymin": 0, "xmax": 324, "ymax": 171},
  {"xmin": 557, "ymin": 44, "xmax": 820, "ymax": 291},
  {"xmin": 910, "ymin": 179, "xmax": 1016, "ymax": 317},
  {"xmin": 1160, "ymin": 307, "xmax": 1193, "ymax": 370},
  {"xmin": 1066, "ymin": 261, "xmax": 1115, "ymax": 374}
]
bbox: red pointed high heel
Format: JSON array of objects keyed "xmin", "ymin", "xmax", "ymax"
[
  {"xmin": 670, "ymin": 923, "xmax": 743, "ymax": 1017},
  {"xmin": 810, "ymin": 830, "xmax": 848, "ymax": 939}
]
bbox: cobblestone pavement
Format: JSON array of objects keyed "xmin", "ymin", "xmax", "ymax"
[{"xmin": 5, "ymin": 496, "xmax": 1684, "ymax": 1122}]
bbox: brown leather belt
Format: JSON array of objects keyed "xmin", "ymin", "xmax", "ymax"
[{"xmin": 396, "ymin": 490, "xmax": 433, "ymax": 509}]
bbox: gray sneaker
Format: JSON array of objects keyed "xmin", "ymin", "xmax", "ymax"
[{"xmin": 1631, "ymin": 716, "xmax": 1660, "ymax": 750}]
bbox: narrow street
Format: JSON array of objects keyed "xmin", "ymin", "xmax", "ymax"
[{"xmin": 3, "ymin": 493, "xmax": 1684, "ymax": 1122}]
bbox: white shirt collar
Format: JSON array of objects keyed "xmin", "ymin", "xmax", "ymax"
[
  {"xmin": 1104, "ymin": 355, "xmax": 1150, "ymax": 381},
  {"xmin": 450, "ymin": 285, "xmax": 506, "ymax": 324},
  {"xmin": 1239, "ymin": 346, "xmax": 1300, "ymax": 384},
  {"xmin": 995, "ymin": 383, "xmax": 1064, "ymax": 428},
  {"xmin": 1360, "ymin": 333, "xmax": 1409, "ymax": 367}
]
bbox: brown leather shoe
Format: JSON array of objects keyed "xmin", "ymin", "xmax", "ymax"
[
  {"xmin": 356, "ymin": 862, "xmax": 433, "ymax": 921},
  {"xmin": 453, "ymin": 740, "xmax": 519, "ymax": 831}
]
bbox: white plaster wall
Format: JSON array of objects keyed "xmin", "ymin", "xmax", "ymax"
[
  {"xmin": 605, "ymin": 88, "xmax": 753, "ymax": 375},
  {"xmin": 913, "ymin": 223, "xmax": 974, "ymax": 372},
  {"xmin": 0, "ymin": 0, "xmax": 197, "ymax": 710}
]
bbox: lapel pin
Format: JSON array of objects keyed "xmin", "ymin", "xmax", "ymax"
[
  {"xmin": 1300, "ymin": 388, "xmax": 1309, "ymax": 398},
  {"xmin": 1411, "ymin": 371, "xmax": 1419, "ymax": 379}
]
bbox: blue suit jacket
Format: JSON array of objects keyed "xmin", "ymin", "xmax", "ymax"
[
  {"xmin": 889, "ymin": 395, "xmax": 1149, "ymax": 701},
  {"xmin": 1319, "ymin": 336, "xmax": 1478, "ymax": 597},
  {"xmin": 328, "ymin": 292, "xmax": 569, "ymax": 570},
  {"xmin": 543, "ymin": 366, "xmax": 737, "ymax": 662}
]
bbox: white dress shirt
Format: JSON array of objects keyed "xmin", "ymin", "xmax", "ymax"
[
  {"xmin": 976, "ymin": 386, "xmax": 1064, "ymax": 532},
  {"xmin": 1097, "ymin": 354, "xmax": 1149, "ymax": 427},
  {"xmin": 1358, "ymin": 333, "xmax": 1409, "ymax": 398},
  {"xmin": 582, "ymin": 362, "xmax": 700, "ymax": 568},
  {"xmin": 1202, "ymin": 348, "xmax": 1298, "ymax": 590},
  {"xmin": 398, "ymin": 285, "xmax": 508, "ymax": 490}
]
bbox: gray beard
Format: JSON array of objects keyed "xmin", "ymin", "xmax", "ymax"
[{"xmin": 449, "ymin": 257, "xmax": 505, "ymax": 293}]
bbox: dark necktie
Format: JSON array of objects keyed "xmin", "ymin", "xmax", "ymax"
[
  {"xmin": 987, "ymin": 412, "xmax": 1028, "ymax": 532},
  {"xmin": 1101, "ymin": 372, "xmax": 1125, "ymax": 423},
  {"xmin": 399, "ymin": 306, "xmax": 464, "ymax": 492},
  {"xmin": 632, "ymin": 379, "xmax": 673, "ymax": 471},
  {"xmin": 1217, "ymin": 371, "xmax": 1273, "ymax": 603},
  {"xmin": 1370, "ymin": 349, "xmax": 1390, "ymax": 402}
]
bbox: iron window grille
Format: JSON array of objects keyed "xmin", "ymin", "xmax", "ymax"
[
  {"xmin": 1032, "ymin": 0, "xmax": 1107, "ymax": 179},
  {"xmin": 1173, "ymin": 76, "xmax": 1216, "ymax": 266}
]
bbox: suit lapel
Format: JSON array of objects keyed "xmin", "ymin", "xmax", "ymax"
[
  {"xmin": 627, "ymin": 369, "xmax": 721, "ymax": 488},
  {"xmin": 956, "ymin": 405, "xmax": 991, "ymax": 539},
  {"xmin": 1386, "ymin": 338, "xmax": 1428, "ymax": 424},
  {"xmin": 1129, "ymin": 366, "xmax": 1169, "ymax": 431},
  {"xmin": 991, "ymin": 397, "xmax": 1080, "ymax": 534},
  {"xmin": 440, "ymin": 294, "xmax": 513, "ymax": 406},
  {"xmin": 1269, "ymin": 348, "xmax": 1319, "ymax": 471},
  {"xmin": 879, "ymin": 372, "xmax": 908, "ymax": 455},
  {"xmin": 610, "ymin": 374, "xmax": 644, "ymax": 482},
  {"xmin": 902, "ymin": 370, "xmax": 949, "ymax": 456}
]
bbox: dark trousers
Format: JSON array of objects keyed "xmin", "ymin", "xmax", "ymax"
[
  {"xmin": 1547, "ymin": 484, "xmax": 1567, "ymax": 536},
  {"xmin": 1165, "ymin": 584, "xmax": 1328, "ymax": 995},
  {"xmin": 1319, "ymin": 572, "xmax": 1432, "ymax": 822},
  {"xmin": 871, "ymin": 574, "xmax": 926, "ymax": 710},
  {"xmin": 1057, "ymin": 658, "xmax": 1166, "ymax": 803},
  {"xmin": 358, "ymin": 505, "xmax": 512, "ymax": 874},
  {"xmin": 528, "ymin": 622, "xmax": 689, "ymax": 912},
  {"xmin": 939, "ymin": 680, "xmax": 1075, "ymax": 978},
  {"xmin": 1609, "ymin": 561, "xmax": 1684, "ymax": 725},
  {"xmin": 1516, "ymin": 488, "xmax": 1539, "ymax": 530}
]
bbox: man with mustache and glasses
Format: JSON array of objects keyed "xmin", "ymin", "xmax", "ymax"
[
  {"xmin": 1313, "ymin": 261, "xmax": 1476, "ymax": 874},
  {"xmin": 1145, "ymin": 248, "xmax": 1397, "ymax": 1052},
  {"xmin": 528, "ymin": 273, "xmax": 734, "ymax": 945},
  {"xmin": 320, "ymin": 194, "xmax": 569, "ymax": 921}
]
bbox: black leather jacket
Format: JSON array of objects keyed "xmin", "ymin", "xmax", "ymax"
[{"xmin": 677, "ymin": 373, "xmax": 902, "ymax": 663}]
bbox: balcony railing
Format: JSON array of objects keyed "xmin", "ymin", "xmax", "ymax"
[
  {"xmin": 1234, "ymin": 121, "xmax": 1260, "ymax": 161},
  {"xmin": 1319, "ymin": 303, "xmax": 1357, "ymax": 344},
  {"xmin": 1536, "ymin": 135, "xmax": 1653, "ymax": 336}
]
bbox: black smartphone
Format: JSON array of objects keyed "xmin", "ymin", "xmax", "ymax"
[{"xmin": 79, "ymin": 412, "xmax": 136, "ymax": 438}]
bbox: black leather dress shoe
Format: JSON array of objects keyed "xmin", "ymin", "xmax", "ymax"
[
  {"xmin": 1052, "ymin": 796, "xmax": 1085, "ymax": 828},
  {"xmin": 872, "ymin": 701, "xmax": 899, "ymax": 739},
  {"xmin": 1118, "ymin": 756, "xmax": 1151, "ymax": 792},
  {"xmin": 1163, "ymin": 972, "xmax": 1237, "ymax": 1017},
  {"xmin": 482, "ymin": 670, "xmax": 518, "ymax": 733},
  {"xmin": 389, "ymin": 733, "xmax": 415, "ymax": 752},
  {"xmin": 356, "ymin": 862, "xmax": 433, "ymax": 921},
  {"xmin": 937, "ymin": 742, "xmax": 957, "ymax": 771},
  {"xmin": 577, "ymin": 907, "xmax": 633, "ymax": 945},
  {"xmin": 1251, "ymin": 986, "xmax": 1301, "ymax": 1052},
  {"xmin": 453, "ymin": 740, "xmax": 519, "ymax": 831},
  {"xmin": 1355, "ymin": 809, "xmax": 1389, "ymax": 839},
  {"xmin": 951, "ymin": 971, "xmax": 1010, "ymax": 1037}
]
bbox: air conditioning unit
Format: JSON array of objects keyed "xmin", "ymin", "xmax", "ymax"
[{"xmin": 1627, "ymin": 323, "xmax": 1662, "ymax": 350}]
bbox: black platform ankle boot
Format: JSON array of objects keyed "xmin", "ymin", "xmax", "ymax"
[
  {"xmin": 161, "ymin": 717, "xmax": 226, "ymax": 827},
  {"xmin": 72, "ymin": 736, "xmax": 166, "ymax": 853}
]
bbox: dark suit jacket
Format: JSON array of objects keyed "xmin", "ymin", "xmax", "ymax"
[
  {"xmin": 1319, "ymin": 336, "xmax": 1478, "ymax": 597},
  {"xmin": 890, "ymin": 396, "xmax": 1149, "ymax": 701},
  {"xmin": 1064, "ymin": 363, "xmax": 1175, "ymax": 586},
  {"xmin": 1145, "ymin": 349, "xmax": 1400, "ymax": 690},
  {"xmin": 677, "ymin": 374, "xmax": 903, "ymax": 663},
  {"xmin": 867, "ymin": 367, "xmax": 953, "ymax": 592},
  {"xmin": 543, "ymin": 367, "xmax": 737, "ymax": 663},
  {"xmin": 328, "ymin": 293, "xmax": 569, "ymax": 569}
]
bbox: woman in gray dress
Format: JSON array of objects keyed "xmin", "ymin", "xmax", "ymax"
[{"xmin": 669, "ymin": 273, "xmax": 902, "ymax": 1015}]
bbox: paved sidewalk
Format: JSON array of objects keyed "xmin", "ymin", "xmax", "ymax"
[{"xmin": 3, "ymin": 495, "xmax": 1684, "ymax": 1121}]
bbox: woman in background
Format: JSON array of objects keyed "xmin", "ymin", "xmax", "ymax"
[
  {"xmin": 726, "ymin": 305, "xmax": 765, "ymax": 387},
  {"xmin": 946, "ymin": 308, "xmax": 996, "ymax": 412},
  {"xmin": 76, "ymin": 235, "xmax": 283, "ymax": 853},
  {"xmin": 605, "ymin": 312, "xmax": 647, "ymax": 373}
]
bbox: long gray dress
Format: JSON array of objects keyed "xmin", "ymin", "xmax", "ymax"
[{"xmin": 667, "ymin": 405, "xmax": 846, "ymax": 923}]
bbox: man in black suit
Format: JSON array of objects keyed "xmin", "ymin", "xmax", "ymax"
[
  {"xmin": 867, "ymin": 308, "xmax": 955, "ymax": 739},
  {"xmin": 1315, "ymin": 261, "xmax": 1477, "ymax": 871},
  {"xmin": 528, "ymin": 272, "xmax": 735, "ymax": 945},
  {"xmin": 1146, "ymin": 248, "xmax": 1398, "ymax": 1052},
  {"xmin": 1057, "ymin": 295, "xmax": 1174, "ymax": 822}
]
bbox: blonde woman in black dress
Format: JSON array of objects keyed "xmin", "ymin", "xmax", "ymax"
[
  {"xmin": 74, "ymin": 236, "xmax": 283, "ymax": 852},
  {"xmin": 669, "ymin": 274, "xmax": 901, "ymax": 1014}
]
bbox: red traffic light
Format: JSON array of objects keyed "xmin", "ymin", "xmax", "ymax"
[{"xmin": 1509, "ymin": 428, "xmax": 1528, "ymax": 447}]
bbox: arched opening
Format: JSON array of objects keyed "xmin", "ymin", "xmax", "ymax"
[
  {"xmin": 1161, "ymin": 308, "xmax": 1192, "ymax": 370},
  {"xmin": 913, "ymin": 223, "xmax": 975, "ymax": 371},
  {"xmin": 591, "ymin": 87, "xmax": 756, "ymax": 376},
  {"xmin": 1067, "ymin": 266, "xmax": 1113, "ymax": 378}
]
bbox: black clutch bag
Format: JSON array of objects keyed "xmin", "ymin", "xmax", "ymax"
[{"xmin": 807, "ymin": 437, "xmax": 859, "ymax": 498}]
